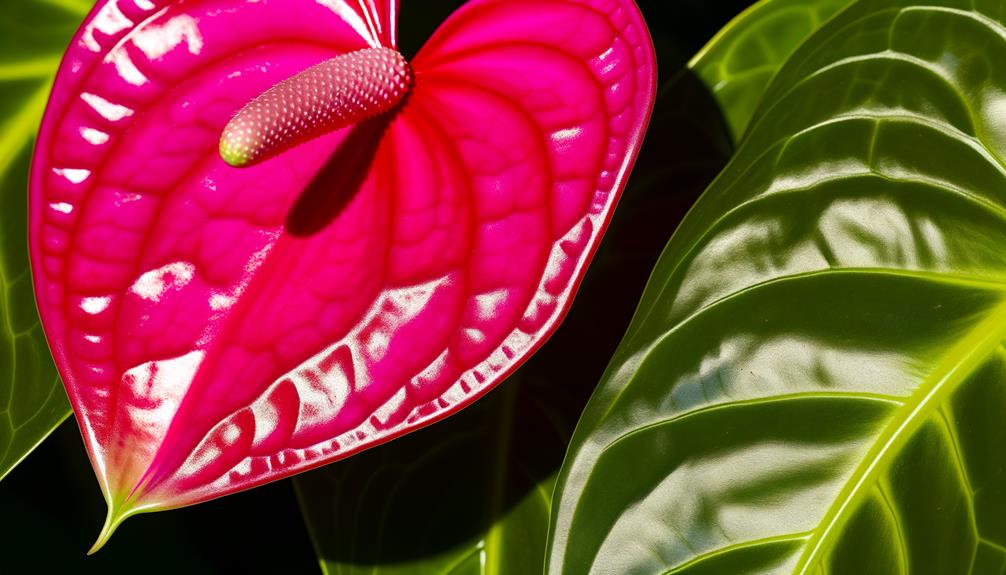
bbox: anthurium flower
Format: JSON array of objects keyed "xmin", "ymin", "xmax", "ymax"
[{"xmin": 30, "ymin": 0, "xmax": 655, "ymax": 550}]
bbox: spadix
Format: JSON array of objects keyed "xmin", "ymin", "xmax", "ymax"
[{"xmin": 220, "ymin": 47, "xmax": 412, "ymax": 167}]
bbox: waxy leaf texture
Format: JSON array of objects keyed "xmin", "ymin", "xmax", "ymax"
[
  {"xmin": 28, "ymin": 0, "xmax": 655, "ymax": 544},
  {"xmin": 548, "ymin": 0, "xmax": 1006, "ymax": 573}
]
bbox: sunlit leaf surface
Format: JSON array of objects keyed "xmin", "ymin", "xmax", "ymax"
[
  {"xmin": 548, "ymin": 0, "xmax": 1006, "ymax": 573},
  {"xmin": 0, "ymin": 0, "xmax": 89, "ymax": 482}
]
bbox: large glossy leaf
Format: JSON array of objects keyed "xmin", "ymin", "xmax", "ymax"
[
  {"xmin": 548, "ymin": 0, "xmax": 1006, "ymax": 573},
  {"xmin": 0, "ymin": 0, "xmax": 90, "ymax": 482},
  {"xmin": 29, "ymin": 0, "xmax": 655, "ymax": 546},
  {"xmin": 688, "ymin": 0, "xmax": 854, "ymax": 141}
]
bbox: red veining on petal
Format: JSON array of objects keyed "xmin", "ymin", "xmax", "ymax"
[
  {"xmin": 220, "ymin": 47, "xmax": 412, "ymax": 167},
  {"xmin": 29, "ymin": 0, "xmax": 656, "ymax": 540}
]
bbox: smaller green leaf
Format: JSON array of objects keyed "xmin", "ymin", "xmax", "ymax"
[
  {"xmin": 0, "ymin": 0, "xmax": 91, "ymax": 481},
  {"xmin": 689, "ymin": 0, "xmax": 854, "ymax": 142}
]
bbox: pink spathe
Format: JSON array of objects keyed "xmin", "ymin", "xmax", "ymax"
[{"xmin": 29, "ymin": 0, "xmax": 656, "ymax": 546}]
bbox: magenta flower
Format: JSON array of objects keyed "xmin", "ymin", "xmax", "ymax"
[{"xmin": 30, "ymin": 0, "xmax": 655, "ymax": 549}]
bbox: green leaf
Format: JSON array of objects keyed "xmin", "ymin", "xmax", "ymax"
[
  {"xmin": 547, "ymin": 0, "xmax": 1006, "ymax": 573},
  {"xmin": 0, "ymin": 0, "xmax": 89, "ymax": 481},
  {"xmin": 688, "ymin": 0, "xmax": 855, "ymax": 142}
]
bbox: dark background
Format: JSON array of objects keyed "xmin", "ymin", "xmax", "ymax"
[{"xmin": 0, "ymin": 0, "xmax": 755, "ymax": 573}]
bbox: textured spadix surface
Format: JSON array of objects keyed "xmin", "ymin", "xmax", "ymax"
[
  {"xmin": 220, "ymin": 46, "xmax": 413, "ymax": 167},
  {"xmin": 29, "ymin": 0, "xmax": 655, "ymax": 536}
]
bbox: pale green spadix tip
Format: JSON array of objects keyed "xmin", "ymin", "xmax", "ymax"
[
  {"xmin": 219, "ymin": 46, "xmax": 412, "ymax": 168},
  {"xmin": 219, "ymin": 140, "xmax": 253, "ymax": 168}
]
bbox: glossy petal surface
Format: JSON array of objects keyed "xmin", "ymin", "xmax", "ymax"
[
  {"xmin": 548, "ymin": 0, "xmax": 1006, "ymax": 573},
  {"xmin": 0, "ymin": 0, "xmax": 90, "ymax": 482},
  {"xmin": 29, "ymin": 0, "xmax": 655, "ymax": 531}
]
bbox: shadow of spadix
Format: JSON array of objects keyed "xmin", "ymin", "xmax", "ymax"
[{"xmin": 285, "ymin": 116, "xmax": 392, "ymax": 237}]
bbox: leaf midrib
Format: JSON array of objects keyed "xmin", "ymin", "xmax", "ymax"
[
  {"xmin": 662, "ymin": 531, "xmax": 813, "ymax": 575},
  {"xmin": 587, "ymin": 266, "xmax": 1006, "ymax": 573},
  {"xmin": 598, "ymin": 267, "xmax": 1006, "ymax": 425},
  {"xmin": 599, "ymin": 391, "xmax": 904, "ymax": 463},
  {"xmin": 793, "ymin": 298, "xmax": 1006, "ymax": 573}
]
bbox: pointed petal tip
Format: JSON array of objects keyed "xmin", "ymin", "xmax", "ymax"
[
  {"xmin": 87, "ymin": 515, "xmax": 121, "ymax": 555},
  {"xmin": 87, "ymin": 499, "xmax": 141, "ymax": 555}
]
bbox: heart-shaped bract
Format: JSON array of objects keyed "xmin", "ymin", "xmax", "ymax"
[{"xmin": 29, "ymin": 0, "xmax": 655, "ymax": 548}]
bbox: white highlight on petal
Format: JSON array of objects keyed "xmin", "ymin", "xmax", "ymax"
[
  {"xmin": 551, "ymin": 127, "xmax": 583, "ymax": 152},
  {"xmin": 49, "ymin": 202, "xmax": 74, "ymax": 214},
  {"xmin": 292, "ymin": 277, "xmax": 447, "ymax": 432},
  {"xmin": 314, "ymin": 1, "xmax": 379, "ymax": 46},
  {"xmin": 130, "ymin": 262, "xmax": 196, "ymax": 302},
  {"xmin": 52, "ymin": 167, "xmax": 91, "ymax": 184},
  {"xmin": 107, "ymin": 48, "xmax": 148, "ymax": 86},
  {"xmin": 371, "ymin": 387, "xmax": 407, "ymax": 427},
  {"xmin": 122, "ymin": 351, "xmax": 204, "ymax": 444},
  {"xmin": 81, "ymin": 92, "xmax": 134, "ymax": 122},
  {"xmin": 364, "ymin": 330, "xmax": 391, "ymax": 361},
  {"xmin": 222, "ymin": 424, "xmax": 241, "ymax": 444},
  {"xmin": 294, "ymin": 351, "xmax": 354, "ymax": 431},
  {"xmin": 81, "ymin": 296, "xmax": 111, "ymax": 314},
  {"xmin": 209, "ymin": 292, "xmax": 236, "ymax": 311},
  {"xmin": 80, "ymin": 127, "xmax": 110, "ymax": 145},
  {"xmin": 385, "ymin": 276, "xmax": 444, "ymax": 316},
  {"xmin": 133, "ymin": 15, "xmax": 204, "ymax": 59},
  {"xmin": 80, "ymin": 2, "xmax": 133, "ymax": 52},
  {"xmin": 473, "ymin": 289, "xmax": 508, "ymax": 321}
]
